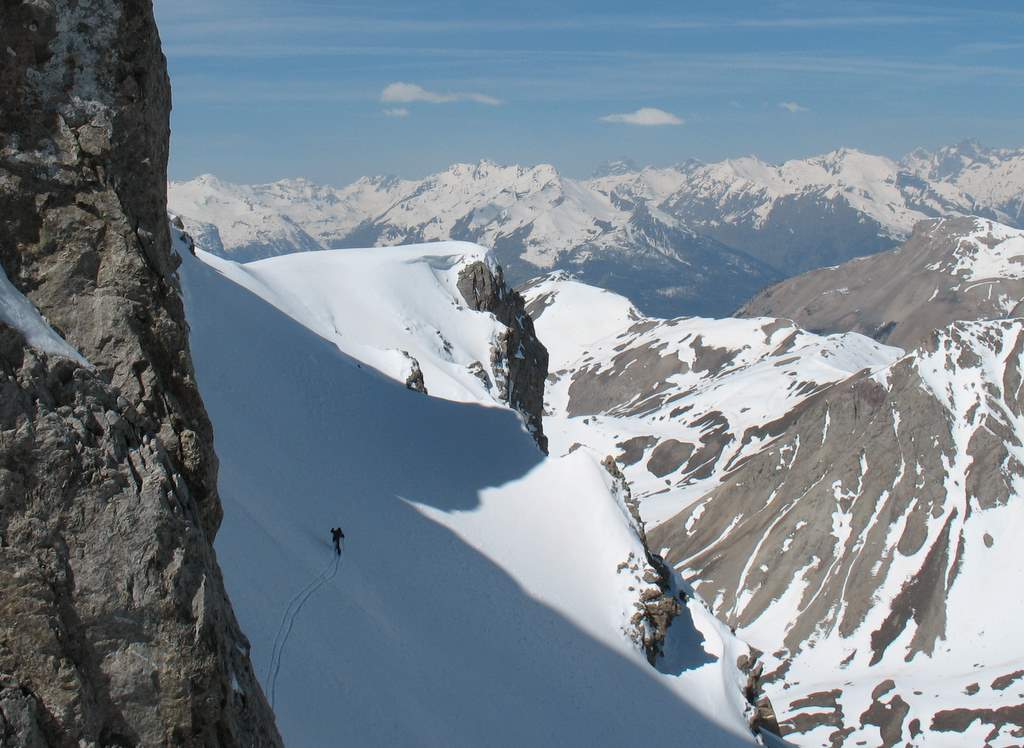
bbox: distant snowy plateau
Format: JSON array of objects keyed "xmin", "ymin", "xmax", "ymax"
[{"xmin": 169, "ymin": 140, "xmax": 1024, "ymax": 317}]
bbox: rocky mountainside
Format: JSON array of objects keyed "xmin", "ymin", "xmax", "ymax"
[
  {"xmin": 528, "ymin": 214, "xmax": 1024, "ymax": 746},
  {"xmin": 0, "ymin": 1, "xmax": 278, "ymax": 744},
  {"xmin": 168, "ymin": 143, "xmax": 1023, "ymax": 317},
  {"xmin": 650, "ymin": 319, "xmax": 1024, "ymax": 747},
  {"xmin": 739, "ymin": 217, "xmax": 1024, "ymax": 348},
  {"xmin": 522, "ymin": 275, "xmax": 901, "ymax": 526}
]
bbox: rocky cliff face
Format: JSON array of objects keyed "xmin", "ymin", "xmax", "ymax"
[
  {"xmin": 457, "ymin": 261, "xmax": 549, "ymax": 451},
  {"xmin": 0, "ymin": 1, "xmax": 280, "ymax": 744}
]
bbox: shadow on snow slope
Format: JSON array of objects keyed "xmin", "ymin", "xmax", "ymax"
[{"xmin": 179, "ymin": 253, "xmax": 751, "ymax": 747}]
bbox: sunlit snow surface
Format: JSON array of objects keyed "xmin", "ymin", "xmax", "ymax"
[
  {"xmin": 176, "ymin": 233, "xmax": 757, "ymax": 746},
  {"xmin": 935, "ymin": 219, "xmax": 1024, "ymax": 282}
]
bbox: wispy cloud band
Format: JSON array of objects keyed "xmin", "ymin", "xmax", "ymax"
[
  {"xmin": 381, "ymin": 82, "xmax": 502, "ymax": 106},
  {"xmin": 600, "ymin": 107, "xmax": 684, "ymax": 126}
]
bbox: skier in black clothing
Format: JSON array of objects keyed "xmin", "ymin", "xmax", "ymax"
[{"xmin": 331, "ymin": 527, "xmax": 345, "ymax": 556}]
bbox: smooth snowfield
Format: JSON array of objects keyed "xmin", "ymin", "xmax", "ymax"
[
  {"xmin": 177, "ymin": 241, "xmax": 755, "ymax": 746},
  {"xmin": 195, "ymin": 242, "xmax": 506, "ymax": 406}
]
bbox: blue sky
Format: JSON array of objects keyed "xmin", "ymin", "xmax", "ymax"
[{"xmin": 154, "ymin": 0, "xmax": 1024, "ymax": 185}]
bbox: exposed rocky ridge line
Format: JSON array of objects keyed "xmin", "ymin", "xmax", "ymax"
[
  {"xmin": 603, "ymin": 456, "xmax": 681, "ymax": 665},
  {"xmin": 0, "ymin": 0, "xmax": 279, "ymax": 743},
  {"xmin": 739, "ymin": 217, "xmax": 1024, "ymax": 349},
  {"xmin": 603, "ymin": 457, "xmax": 783, "ymax": 742},
  {"xmin": 649, "ymin": 319, "xmax": 1024, "ymax": 747},
  {"xmin": 457, "ymin": 261, "xmax": 549, "ymax": 451}
]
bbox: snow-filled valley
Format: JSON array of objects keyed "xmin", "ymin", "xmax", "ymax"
[{"xmin": 174, "ymin": 232, "xmax": 768, "ymax": 746}]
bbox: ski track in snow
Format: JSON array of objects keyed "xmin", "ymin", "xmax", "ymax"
[{"xmin": 267, "ymin": 552, "xmax": 342, "ymax": 709}]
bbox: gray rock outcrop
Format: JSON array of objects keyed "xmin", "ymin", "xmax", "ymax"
[
  {"xmin": 602, "ymin": 456, "xmax": 681, "ymax": 665},
  {"xmin": 0, "ymin": 0, "xmax": 280, "ymax": 744},
  {"xmin": 457, "ymin": 261, "xmax": 549, "ymax": 451},
  {"xmin": 603, "ymin": 457, "xmax": 783, "ymax": 741}
]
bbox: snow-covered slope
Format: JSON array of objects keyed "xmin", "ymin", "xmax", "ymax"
[
  {"xmin": 195, "ymin": 242, "xmax": 508, "ymax": 406},
  {"xmin": 740, "ymin": 217, "xmax": 1024, "ymax": 349},
  {"xmin": 524, "ymin": 275, "xmax": 901, "ymax": 526},
  {"xmin": 173, "ymin": 232, "xmax": 766, "ymax": 746},
  {"xmin": 651, "ymin": 318, "xmax": 1024, "ymax": 747}
]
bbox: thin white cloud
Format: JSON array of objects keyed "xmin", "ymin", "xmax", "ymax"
[
  {"xmin": 383, "ymin": 107, "xmax": 410, "ymax": 118},
  {"xmin": 381, "ymin": 82, "xmax": 502, "ymax": 106},
  {"xmin": 156, "ymin": 6, "xmax": 967, "ymax": 37},
  {"xmin": 954, "ymin": 40, "xmax": 1024, "ymax": 54},
  {"xmin": 779, "ymin": 101, "xmax": 809, "ymax": 113},
  {"xmin": 599, "ymin": 107, "xmax": 684, "ymax": 126}
]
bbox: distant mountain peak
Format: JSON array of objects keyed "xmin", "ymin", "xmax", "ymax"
[
  {"xmin": 591, "ymin": 158, "xmax": 639, "ymax": 178},
  {"xmin": 193, "ymin": 172, "xmax": 227, "ymax": 187}
]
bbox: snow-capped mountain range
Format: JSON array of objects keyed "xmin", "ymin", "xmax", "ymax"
[
  {"xmin": 168, "ymin": 140, "xmax": 1023, "ymax": 317},
  {"xmin": 170, "ymin": 164, "xmax": 776, "ymax": 318}
]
